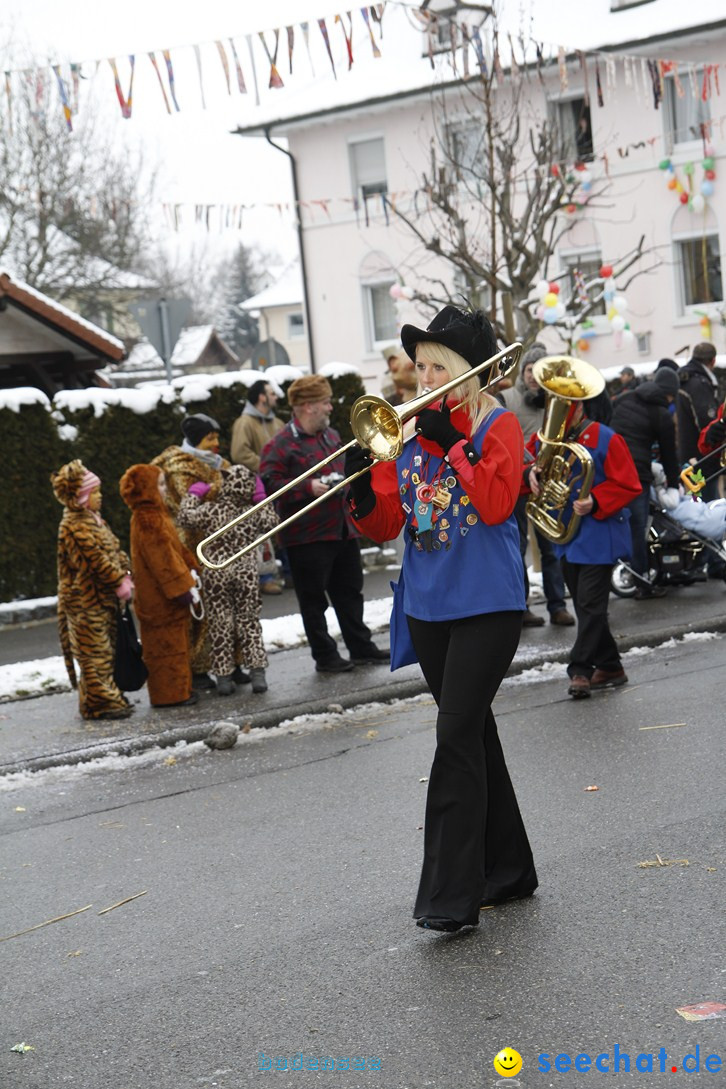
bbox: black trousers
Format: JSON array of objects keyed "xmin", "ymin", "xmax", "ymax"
[
  {"xmin": 561, "ymin": 559, "xmax": 621, "ymax": 677},
  {"xmin": 408, "ymin": 611, "xmax": 537, "ymax": 924},
  {"xmin": 286, "ymin": 538, "xmax": 374, "ymax": 664}
]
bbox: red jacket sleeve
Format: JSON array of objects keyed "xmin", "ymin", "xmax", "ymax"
[
  {"xmin": 697, "ymin": 403, "xmax": 725, "ymax": 455},
  {"xmin": 592, "ymin": 430, "xmax": 641, "ymax": 519},
  {"xmin": 446, "ymin": 411, "xmax": 524, "ymax": 524},
  {"xmin": 351, "ymin": 460, "xmax": 404, "ymax": 543}
]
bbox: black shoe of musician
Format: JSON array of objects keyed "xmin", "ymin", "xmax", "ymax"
[
  {"xmin": 634, "ymin": 585, "xmax": 667, "ymax": 599},
  {"xmin": 351, "ymin": 644, "xmax": 390, "ymax": 664},
  {"xmin": 315, "ymin": 656, "xmax": 355, "ymax": 674},
  {"xmin": 232, "ymin": 666, "xmax": 251, "ymax": 685},
  {"xmin": 416, "ymin": 916, "xmax": 479, "ymax": 933}
]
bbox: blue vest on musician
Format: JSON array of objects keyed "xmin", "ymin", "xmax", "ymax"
[
  {"xmin": 398, "ymin": 407, "xmax": 525, "ymax": 622},
  {"xmin": 552, "ymin": 423, "xmax": 632, "ymax": 565}
]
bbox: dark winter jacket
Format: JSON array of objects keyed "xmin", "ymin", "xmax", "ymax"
[
  {"xmin": 677, "ymin": 358, "xmax": 720, "ymax": 462},
  {"xmin": 611, "ymin": 381, "xmax": 680, "ymax": 487}
]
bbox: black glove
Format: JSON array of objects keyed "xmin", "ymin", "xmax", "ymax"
[
  {"xmin": 173, "ymin": 590, "xmax": 194, "ymax": 606},
  {"xmin": 415, "ymin": 402, "xmax": 465, "ymax": 453},
  {"xmin": 344, "ymin": 445, "xmax": 375, "ymax": 508},
  {"xmin": 706, "ymin": 418, "xmax": 726, "ymax": 447}
]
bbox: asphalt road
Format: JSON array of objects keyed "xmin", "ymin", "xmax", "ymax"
[{"xmin": 1, "ymin": 631, "xmax": 724, "ymax": 1089}]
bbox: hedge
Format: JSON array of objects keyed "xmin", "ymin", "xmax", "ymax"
[{"xmin": 0, "ymin": 364, "xmax": 366, "ymax": 603}]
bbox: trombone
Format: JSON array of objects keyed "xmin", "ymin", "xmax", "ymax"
[{"xmin": 196, "ymin": 342, "xmax": 522, "ymax": 570}]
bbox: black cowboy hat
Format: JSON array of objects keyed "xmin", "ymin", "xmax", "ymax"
[{"xmin": 400, "ymin": 305, "xmax": 498, "ymax": 377}]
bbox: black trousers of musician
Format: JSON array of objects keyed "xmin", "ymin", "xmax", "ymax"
[
  {"xmin": 561, "ymin": 559, "xmax": 622, "ymax": 677},
  {"xmin": 285, "ymin": 538, "xmax": 376, "ymax": 665},
  {"xmin": 408, "ymin": 611, "xmax": 538, "ymax": 925}
]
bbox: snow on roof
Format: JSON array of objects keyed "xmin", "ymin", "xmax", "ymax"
[
  {"xmin": 240, "ymin": 261, "xmax": 303, "ymax": 312},
  {"xmin": 0, "ymin": 267, "xmax": 125, "ymax": 356},
  {"xmin": 233, "ymin": 2, "xmax": 726, "ymax": 134},
  {"xmin": 0, "ymin": 387, "xmax": 51, "ymax": 412},
  {"xmin": 120, "ymin": 326, "xmax": 238, "ymax": 374}
]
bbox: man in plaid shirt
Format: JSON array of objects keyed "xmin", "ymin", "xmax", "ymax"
[{"xmin": 259, "ymin": 375, "xmax": 389, "ymax": 673}]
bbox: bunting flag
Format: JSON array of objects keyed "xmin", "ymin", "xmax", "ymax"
[
  {"xmin": 578, "ymin": 50, "xmax": 590, "ymax": 107},
  {"xmin": 245, "ymin": 35, "xmax": 261, "ymax": 106},
  {"xmin": 4, "ymin": 71, "xmax": 12, "ymax": 133},
  {"xmin": 470, "ymin": 26, "xmax": 487, "ymax": 77},
  {"xmin": 52, "ymin": 65, "xmax": 73, "ymax": 131},
  {"xmin": 557, "ymin": 45, "xmax": 568, "ymax": 91},
  {"xmin": 258, "ymin": 30, "xmax": 284, "ymax": 89},
  {"xmin": 573, "ymin": 268, "xmax": 589, "ymax": 306},
  {"xmin": 460, "ymin": 23, "xmax": 470, "ymax": 79},
  {"xmin": 300, "ymin": 22, "xmax": 316, "ymax": 75},
  {"xmin": 318, "ymin": 18, "xmax": 337, "ymax": 79},
  {"xmin": 595, "ymin": 59, "xmax": 604, "ymax": 106},
  {"xmin": 162, "ymin": 50, "xmax": 181, "ymax": 111},
  {"xmin": 215, "ymin": 40, "xmax": 231, "ymax": 94},
  {"xmin": 360, "ymin": 7, "xmax": 381, "ymax": 59},
  {"xmin": 336, "ymin": 13, "xmax": 354, "ymax": 71},
  {"xmin": 193, "ymin": 45, "xmax": 207, "ymax": 108},
  {"xmin": 370, "ymin": 4, "xmax": 384, "ymax": 37},
  {"xmin": 228, "ymin": 38, "xmax": 247, "ymax": 93},
  {"xmin": 70, "ymin": 63, "xmax": 81, "ymax": 113},
  {"xmin": 108, "ymin": 55, "xmax": 135, "ymax": 119},
  {"xmin": 286, "ymin": 26, "xmax": 295, "ymax": 74},
  {"xmin": 148, "ymin": 52, "xmax": 172, "ymax": 113}
]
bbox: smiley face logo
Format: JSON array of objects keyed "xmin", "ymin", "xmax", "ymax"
[{"xmin": 493, "ymin": 1047, "xmax": 523, "ymax": 1078}]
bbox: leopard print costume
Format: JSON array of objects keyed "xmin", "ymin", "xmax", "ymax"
[
  {"xmin": 177, "ymin": 465, "xmax": 278, "ymax": 678},
  {"xmin": 51, "ymin": 460, "xmax": 131, "ymax": 720}
]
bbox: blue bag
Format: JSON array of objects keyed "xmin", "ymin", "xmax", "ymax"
[{"xmin": 389, "ymin": 569, "xmax": 418, "ymax": 671}]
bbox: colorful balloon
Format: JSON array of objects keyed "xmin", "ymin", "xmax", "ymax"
[
  {"xmin": 599, "ymin": 264, "xmax": 613, "ymax": 278},
  {"xmin": 700, "ymin": 180, "xmax": 715, "ymax": 197},
  {"xmin": 691, "ymin": 193, "xmax": 706, "ymax": 214},
  {"xmin": 544, "ymin": 292, "xmax": 558, "ymax": 307}
]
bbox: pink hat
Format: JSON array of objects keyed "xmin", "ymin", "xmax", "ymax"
[{"xmin": 77, "ymin": 469, "xmax": 101, "ymax": 508}]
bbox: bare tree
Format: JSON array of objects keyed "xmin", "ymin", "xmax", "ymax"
[
  {"xmin": 0, "ymin": 69, "xmax": 156, "ymax": 324},
  {"xmin": 393, "ymin": 38, "xmax": 656, "ymax": 350}
]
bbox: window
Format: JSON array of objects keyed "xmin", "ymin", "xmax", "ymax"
[
  {"xmin": 445, "ymin": 118, "xmax": 486, "ymax": 177},
  {"xmin": 349, "ymin": 137, "xmax": 387, "ymax": 201},
  {"xmin": 551, "ymin": 96, "xmax": 593, "ymax": 163},
  {"xmin": 675, "ymin": 233, "xmax": 723, "ymax": 309},
  {"xmin": 453, "ymin": 267, "xmax": 491, "ymax": 311},
  {"xmin": 636, "ymin": 332, "xmax": 651, "ymax": 355},
  {"xmin": 363, "ymin": 281, "xmax": 398, "ymax": 347},
  {"xmin": 287, "ymin": 312, "xmax": 305, "ymax": 339},
  {"xmin": 560, "ymin": 253, "xmax": 606, "ymax": 317},
  {"xmin": 665, "ymin": 70, "xmax": 711, "ymax": 148}
]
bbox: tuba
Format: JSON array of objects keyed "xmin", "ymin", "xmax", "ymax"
[{"xmin": 525, "ymin": 355, "xmax": 606, "ymax": 544}]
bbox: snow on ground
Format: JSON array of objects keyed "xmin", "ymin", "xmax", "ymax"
[{"xmin": 0, "ymin": 599, "xmax": 396, "ymax": 702}]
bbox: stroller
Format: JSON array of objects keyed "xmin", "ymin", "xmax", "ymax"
[{"xmin": 611, "ymin": 499, "xmax": 726, "ymax": 597}]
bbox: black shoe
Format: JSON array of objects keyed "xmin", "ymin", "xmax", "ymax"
[
  {"xmin": 232, "ymin": 666, "xmax": 251, "ymax": 685},
  {"xmin": 416, "ymin": 916, "xmax": 478, "ymax": 932},
  {"xmin": 315, "ymin": 657, "xmax": 355, "ymax": 673},
  {"xmin": 634, "ymin": 585, "xmax": 667, "ymax": 599},
  {"xmin": 153, "ymin": 691, "xmax": 200, "ymax": 708},
  {"xmin": 249, "ymin": 667, "xmax": 268, "ymax": 694},
  {"xmin": 351, "ymin": 645, "xmax": 390, "ymax": 664},
  {"xmin": 192, "ymin": 672, "xmax": 216, "ymax": 690},
  {"xmin": 216, "ymin": 675, "xmax": 236, "ymax": 696}
]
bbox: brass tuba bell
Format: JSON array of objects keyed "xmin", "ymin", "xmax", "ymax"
[{"xmin": 525, "ymin": 355, "xmax": 606, "ymax": 544}]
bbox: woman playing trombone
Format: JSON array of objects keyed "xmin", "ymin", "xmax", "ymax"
[{"xmin": 345, "ymin": 305, "xmax": 537, "ymax": 933}]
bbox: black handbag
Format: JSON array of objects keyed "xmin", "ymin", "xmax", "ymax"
[{"xmin": 113, "ymin": 602, "xmax": 148, "ymax": 692}]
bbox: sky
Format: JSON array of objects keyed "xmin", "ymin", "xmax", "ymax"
[{"xmin": 2, "ymin": 0, "xmax": 724, "ymax": 270}]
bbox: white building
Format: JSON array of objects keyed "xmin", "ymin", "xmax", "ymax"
[
  {"xmin": 234, "ymin": 3, "xmax": 726, "ymax": 394},
  {"xmin": 239, "ymin": 260, "xmax": 309, "ymax": 370}
]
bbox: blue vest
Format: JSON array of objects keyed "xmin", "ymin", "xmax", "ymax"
[
  {"xmin": 398, "ymin": 408, "xmax": 525, "ymax": 622},
  {"xmin": 552, "ymin": 425, "xmax": 632, "ymax": 565}
]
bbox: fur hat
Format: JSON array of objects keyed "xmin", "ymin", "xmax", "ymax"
[
  {"xmin": 400, "ymin": 306, "xmax": 498, "ymax": 375},
  {"xmin": 287, "ymin": 375, "xmax": 333, "ymax": 407},
  {"xmin": 120, "ymin": 464, "xmax": 164, "ymax": 509},
  {"xmin": 51, "ymin": 459, "xmax": 88, "ymax": 509},
  {"xmin": 654, "ymin": 367, "xmax": 680, "ymax": 397},
  {"xmin": 181, "ymin": 413, "xmax": 220, "ymax": 447},
  {"xmin": 522, "ymin": 342, "xmax": 548, "ymax": 369}
]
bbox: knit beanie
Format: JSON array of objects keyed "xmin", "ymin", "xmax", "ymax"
[
  {"xmin": 521, "ymin": 342, "xmax": 548, "ymax": 368},
  {"xmin": 76, "ymin": 469, "xmax": 101, "ymax": 508},
  {"xmin": 654, "ymin": 367, "xmax": 680, "ymax": 397},
  {"xmin": 181, "ymin": 413, "xmax": 220, "ymax": 447},
  {"xmin": 287, "ymin": 375, "xmax": 333, "ymax": 407}
]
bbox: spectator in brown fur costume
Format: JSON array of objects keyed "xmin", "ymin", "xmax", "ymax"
[
  {"xmin": 120, "ymin": 463, "xmax": 199, "ymax": 709},
  {"xmin": 178, "ymin": 465, "xmax": 279, "ymax": 695},
  {"xmin": 152, "ymin": 413, "xmax": 231, "ymax": 690},
  {"xmin": 51, "ymin": 459, "xmax": 135, "ymax": 720}
]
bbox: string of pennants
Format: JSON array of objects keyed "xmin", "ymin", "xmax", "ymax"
[{"xmin": 1, "ymin": 1, "xmax": 723, "ymax": 134}]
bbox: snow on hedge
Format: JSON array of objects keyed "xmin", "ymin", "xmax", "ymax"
[
  {"xmin": 53, "ymin": 385, "xmax": 177, "ymax": 417},
  {"xmin": 319, "ymin": 361, "xmax": 362, "ymax": 379},
  {"xmin": 0, "ymin": 387, "xmax": 51, "ymax": 412}
]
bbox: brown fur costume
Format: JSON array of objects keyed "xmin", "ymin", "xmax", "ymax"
[
  {"xmin": 120, "ymin": 464, "xmax": 196, "ymax": 707},
  {"xmin": 51, "ymin": 459, "xmax": 131, "ymax": 720},
  {"xmin": 177, "ymin": 465, "xmax": 278, "ymax": 677},
  {"xmin": 151, "ymin": 444, "xmax": 229, "ymax": 674}
]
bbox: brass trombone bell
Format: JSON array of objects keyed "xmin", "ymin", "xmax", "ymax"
[{"xmin": 196, "ymin": 342, "xmax": 522, "ymax": 570}]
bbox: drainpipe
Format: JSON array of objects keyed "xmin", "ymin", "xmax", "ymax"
[{"xmin": 264, "ymin": 126, "xmax": 316, "ymax": 374}]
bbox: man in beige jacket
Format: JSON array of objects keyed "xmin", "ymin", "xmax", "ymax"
[{"xmin": 231, "ymin": 379, "xmax": 286, "ymax": 594}]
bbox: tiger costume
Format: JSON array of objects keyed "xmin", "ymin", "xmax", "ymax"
[{"xmin": 51, "ymin": 460, "xmax": 132, "ymax": 721}]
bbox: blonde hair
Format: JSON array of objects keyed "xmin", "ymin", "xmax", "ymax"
[{"xmin": 415, "ymin": 342, "xmax": 497, "ymax": 434}]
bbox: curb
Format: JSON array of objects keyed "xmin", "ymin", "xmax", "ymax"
[{"xmin": 3, "ymin": 612, "xmax": 725, "ymax": 777}]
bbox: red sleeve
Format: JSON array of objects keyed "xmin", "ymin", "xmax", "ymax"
[
  {"xmin": 447, "ymin": 411, "xmax": 524, "ymax": 524},
  {"xmin": 697, "ymin": 403, "xmax": 724, "ymax": 454},
  {"xmin": 592, "ymin": 429, "xmax": 642, "ymax": 519},
  {"xmin": 351, "ymin": 460, "xmax": 405, "ymax": 542}
]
